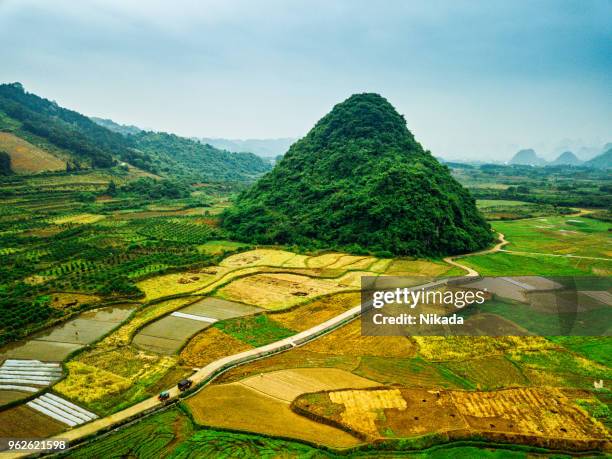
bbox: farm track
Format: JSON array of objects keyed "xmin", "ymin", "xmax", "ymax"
[{"xmin": 443, "ymin": 232, "xmax": 508, "ymax": 277}]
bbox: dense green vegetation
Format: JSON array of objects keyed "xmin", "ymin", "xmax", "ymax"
[
  {"xmin": 131, "ymin": 131, "xmax": 271, "ymax": 181},
  {"xmin": 214, "ymin": 314, "xmax": 295, "ymax": 347},
  {"xmin": 0, "ymin": 82, "xmax": 126, "ymax": 167},
  {"xmin": 476, "ymin": 199, "xmax": 573, "ymax": 220},
  {"xmin": 0, "ymin": 170, "xmax": 232, "ymax": 346},
  {"xmin": 223, "ymin": 93, "xmax": 493, "ymax": 256},
  {"xmin": 0, "ymin": 151, "xmax": 10, "ymax": 175},
  {"xmin": 0, "ymin": 83, "xmax": 271, "ymax": 181},
  {"xmin": 453, "ymin": 163, "xmax": 612, "ymax": 208}
]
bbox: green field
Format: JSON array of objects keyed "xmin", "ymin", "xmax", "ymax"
[
  {"xmin": 491, "ymin": 216, "xmax": 611, "ymax": 258},
  {"xmin": 213, "ymin": 314, "xmax": 296, "ymax": 347},
  {"xmin": 63, "ymin": 406, "xmax": 568, "ymax": 458}
]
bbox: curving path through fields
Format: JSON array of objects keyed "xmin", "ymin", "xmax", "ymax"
[{"xmin": 443, "ymin": 232, "xmax": 508, "ymax": 277}]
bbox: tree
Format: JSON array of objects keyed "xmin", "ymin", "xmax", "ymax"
[
  {"xmin": 0, "ymin": 151, "xmax": 11, "ymax": 175},
  {"xmin": 106, "ymin": 180, "xmax": 117, "ymax": 196}
]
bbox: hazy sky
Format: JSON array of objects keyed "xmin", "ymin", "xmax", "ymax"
[{"xmin": 0, "ymin": 0, "xmax": 610, "ymax": 160}]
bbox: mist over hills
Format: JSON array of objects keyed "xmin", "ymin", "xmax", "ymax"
[
  {"xmin": 222, "ymin": 93, "xmax": 493, "ymax": 256},
  {"xmin": 550, "ymin": 151, "xmax": 582, "ymax": 166},
  {"xmin": 509, "ymin": 149, "xmax": 547, "ymax": 166},
  {"xmin": 197, "ymin": 137, "xmax": 295, "ymax": 158}
]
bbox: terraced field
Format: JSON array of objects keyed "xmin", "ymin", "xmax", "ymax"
[{"xmin": 293, "ymin": 387, "xmax": 610, "ymax": 450}]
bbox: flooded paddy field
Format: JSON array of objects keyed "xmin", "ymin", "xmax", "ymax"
[
  {"xmin": 133, "ymin": 298, "xmax": 262, "ymax": 355},
  {"xmin": 0, "ymin": 305, "xmax": 135, "ymax": 363}
]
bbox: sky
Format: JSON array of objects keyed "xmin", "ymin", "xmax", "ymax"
[{"xmin": 0, "ymin": 0, "xmax": 610, "ymax": 161}]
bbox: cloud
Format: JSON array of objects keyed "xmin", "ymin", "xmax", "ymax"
[{"xmin": 0, "ymin": 0, "xmax": 610, "ymax": 159}]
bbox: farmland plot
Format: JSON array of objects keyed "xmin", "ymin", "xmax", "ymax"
[
  {"xmin": 293, "ymin": 387, "xmax": 610, "ymax": 450},
  {"xmin": 186, "ymin": 368, "xmax": 376, "ymax": 448},
  {"xmin": 216, "ymin": 273, "xmax": 354, "ymax": 309},
  {"xmin": 133, "ymin": 298, "xmax": 262, "ymax": 354},
  {"xmin": 0, "ymin": 304, "xmax": 135, "ymax": 363}
]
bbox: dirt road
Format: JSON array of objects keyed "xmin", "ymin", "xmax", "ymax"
[{"xmin": 443, "ymin": 232, "xmax": 508, "ymax": 277}]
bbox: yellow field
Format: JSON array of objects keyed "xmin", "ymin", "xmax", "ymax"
[
  {"xmin": 238, "ymin": 368, "xmax": 378, "ymax": 402},
  {"xmin": 306, "ymin": 253, "xmax": 346, "ymax": 268},
  {"xmin": 304, "ymin": 320, "xmax": 416, "ymax": 358},
  {"xmin": 329, "ymin": 388, "xmax": 407, "ymax": 436},
  {"xmin": 220, "ymin": 249, "xmax": 297, "ymax": 268},
  {"xmin": 52, "ymin": 213, "xmax": 106, "ymax": 225},
  {"xmin": 180, "ymin": 327, "xmax": 253, "ymax": 368},
  {"xmin": 56, "ymin": 347, "xmax": 176, "ymax": 406},
  {"xmin": 187, "ymin": 382, "xmax": 363, "ymax": 448},
  {"xmin": 215, "ymin": 272, "xmax": 353, "ymax": 309},
  {"xmin": 294, "ymin": 387, "xmax": 610, "ymax": 447},
  {"xmin": 414, "ymin": 336, "xmax": 556, "ymax": 360},
  {"xmin": 136, "ymin": 268, "xmax": 226, "ymax": 301},
  {"xmin": 0, "ymin": 132, "xmax": 66, "ymax": 173},
  {"xmin": 385, "ymin": 259, "xmax": 453, "ymax": 276},
  {"xmin": 54, "ymin": 361, "xmax": 132, "ymax": 404},
  {"xmin": 271, "ymin": 292, "xmax": 361, "ymax": 331}
]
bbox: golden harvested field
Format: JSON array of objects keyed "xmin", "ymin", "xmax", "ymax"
[
  {"xmin": 453, "ymin": 388, "xmax": 609, "ymax": 440},
  {"xmin": 238, "ymin": 368, "xmax": 378, "ymax": 402},
  {"xmin": 329, "ymin": 388, "xmax": 408, "ymax": 436},
  {"xmin": 54, "ymin": 361, "xmax": 132, "ymax": 404},
  {"xmin": 216, "ymin": 273, "xmax": 353, "ymax": 309},
  {"xmin": 271, "ymin": 292, "xmax": 361, "ymax": 331},
  {"xmin": 56, "ymin": 346, "xmax": 176, "ymax": 408},
  {"xmin": 303, "ymin": 320, "xmax": 415, "ymax": 358},
  {"xmin": 49, "ymin": 292, "xmax": 100, "ymax": 309},
  {"xmin": 51, "ymin": 213, "xmax": 106, "ymax": 225},
  {"xmin": 218, "ymin": 320, "xmax": 417, "ymax": 385},
  {"xmin": 414, "ymin": 336, "xmax": 556, "ymax": 361},
  {"xmin": 327, "ymin": 255, "xmax": 377, "ymax": 270},
  {"xmin": 306, "ymin": 253, "xmax": 346, "ymax": 268},
  {"xmin": 136, "ymin": 267, "xmax": 226, "ymax": 301},
  {"xmin": 0, "ymin": 405, "xmax": 65, "ymax": 439},
  {"xmin": 385, "ymin": 259, "xmax": 453, "ymax": 276},
  {"xmin": 0, "ymin": 132, "xmax": 65, "ymax": 173},
  {"xmin": 180, "ymin": 327, "xmax": 253, "ymax": 367},
  {"xmin": 220, "ymin": 249, "xmax": 297, "ymax": 268},
  {"xmin": 336, "ymin": 270, "xmax": 378, "ymax": 288},
  {"xmin": 186, "ymin": 382, "xmax": 363, "ymax": 448},
  {"xmin": 294, "ymin": 387, "xmax": 611, "ymax": 449}
]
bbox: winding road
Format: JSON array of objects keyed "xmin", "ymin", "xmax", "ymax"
[{"xmin": 443, "ymin": 232, "xmax": 508, "ymax": 277}]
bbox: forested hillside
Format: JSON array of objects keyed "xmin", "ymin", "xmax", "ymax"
[
  {"xmin": 0, "ymin": 83, "xmax": 271, "ymax": 181},
  {"xmin": 223, "ymin": 93, "xmax": 493, "ymax": 256}
]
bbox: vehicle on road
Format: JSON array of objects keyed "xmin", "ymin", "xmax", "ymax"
[
  {"xmin": 178, "ymin": 379, "xmax": 193, "ymax": 391},
  {"xmin": 158, "ymin": 391, "xmax": 170, "ymax": 401}
]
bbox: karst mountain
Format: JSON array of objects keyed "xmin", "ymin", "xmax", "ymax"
[{"xmin": 222, "ymin": 93, "xmax": 493, "ymax": 256}]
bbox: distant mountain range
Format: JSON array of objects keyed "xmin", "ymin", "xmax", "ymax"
[
  {"xmin": 197, "ymin": 138, "xmax": 295, "ymax": 158},
  {"xmin": 549, "ymin": 151, "xmax": 582, "ymax": 166},
  {"xmin": 90, "ymin": 117, "xmax": 142, "ymax": 136},
  {"xmin": 584, "ymin": 148, "xmax": 612, "ymax": 169},
  {"xmin": 509, "ymin": 149, "xmax": 547, "ymax": 166},
  {"xmin": 0, "ymin": 82, "xmax": 270, "ymax": 180},
  {"xmin": 508, "ymin": 146, "xmax": 610, "ymax": 169}
]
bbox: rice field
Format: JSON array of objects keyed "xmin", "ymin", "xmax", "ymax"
[
  {"xmin": 294, "ymin": 386, "xmax": 610, "ymax": 449},
  {"xmin": 215, "ymin": 272, "xmax": 354, "ymax": 309}
]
